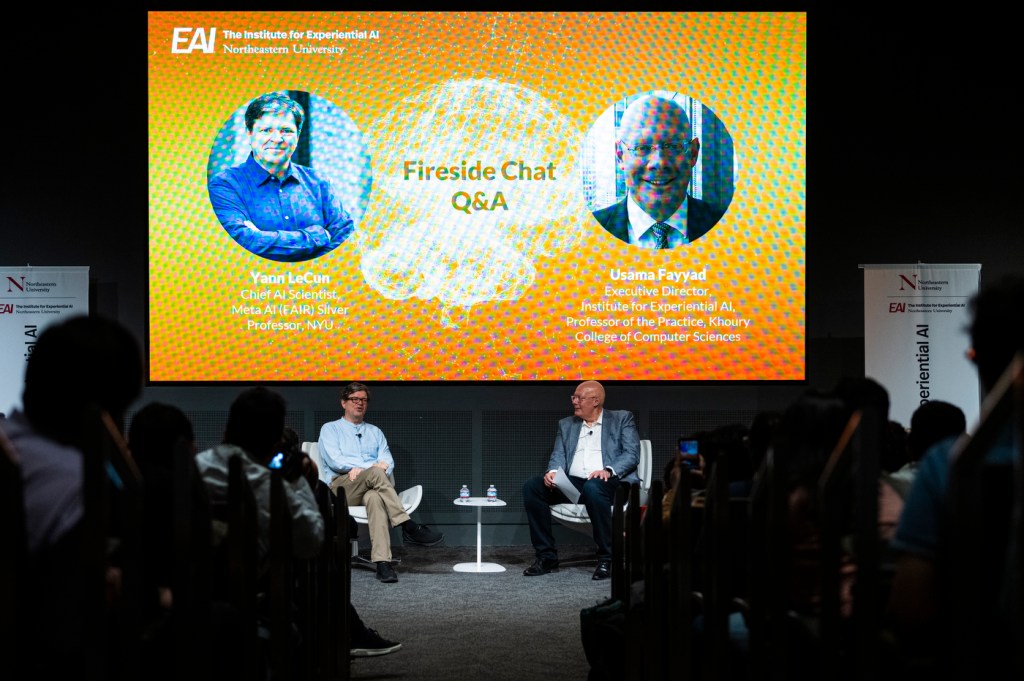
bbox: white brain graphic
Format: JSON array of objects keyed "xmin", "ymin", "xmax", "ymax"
[{"xmin": 360, "ymin": 79, "xmax": 583, "ymax": 327}]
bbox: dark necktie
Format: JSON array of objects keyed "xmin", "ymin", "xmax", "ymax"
[{"xmin": 651, "ymin": 222, "xmax": 671, "ymax": 249}]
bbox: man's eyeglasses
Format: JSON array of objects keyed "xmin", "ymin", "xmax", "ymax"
[
  {"xmin": 345, "ymin": 396, "xmax": 369, "ymax": 404},
  {"xmin": 625, "ymin": 142, "xmax": 688, "ymax": 157},
  {"xmin": 571, "ymin": 395, "xmax": 596, "ymax": 403}
]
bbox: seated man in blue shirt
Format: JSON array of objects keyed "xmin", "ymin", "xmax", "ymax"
[
  {"xmin": 208, "ymin": 92, "xmax": 354, "ymax": 262},
  {"xmin": 317, "ymin": 382, "xmax": 443, "ymax": 583}
]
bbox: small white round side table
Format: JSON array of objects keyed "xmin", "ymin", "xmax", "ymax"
[{"xmin": 452, "ymin": 497, "xmax": 507, "ymax": 573}]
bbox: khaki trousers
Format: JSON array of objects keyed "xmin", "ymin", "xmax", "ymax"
[{"xmin": 331, "ymin": 466, "xmax": 410, "ymax": 562}]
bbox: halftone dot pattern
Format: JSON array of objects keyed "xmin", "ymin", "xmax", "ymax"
[{"xmin": 149, "ymin": 11, "xmax": 805, "ymax": 381}]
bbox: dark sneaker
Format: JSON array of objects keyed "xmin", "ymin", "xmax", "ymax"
[
  {"xmin": 375, "ymin": 560, "xmax": 398, "ymax": 583},
  {"xmin": 402, "ymin": 523, "xmax": 444, "ymax": 546},
  {"xmin": 351, "ymin": 628, "xmax": 402, "ymax": 657}
]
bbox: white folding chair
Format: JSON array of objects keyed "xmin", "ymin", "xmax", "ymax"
[
  {"xmin": 550, "ymin": 439, "xmax": 653, "ymax": 534},
  {"xmin": 301, "ymin": 441, "xmax": 423, "ymax": 568}
]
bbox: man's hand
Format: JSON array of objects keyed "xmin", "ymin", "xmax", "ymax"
[
  {"xmin": 588, "ymin": 469, "xmax": 612, "ymax": 481},
  {"xmin": 348, "ymin": 467, "xmax": 364, "ymax": 481},
  {"xmin": 544, "ymin": 470, "xmax": 557, "ymax": 488},
  {"xmin": 373, "ymin": 461, "xmax": 389, "ymax": 472}
]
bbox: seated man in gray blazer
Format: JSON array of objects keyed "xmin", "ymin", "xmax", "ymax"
[
  {"xmin": 522, "ymin": 380, "xmax": 640, "ymax": 580},
  {"xmin": 592, "ymin": 93, "xmax": 725, "ymax": 248}
]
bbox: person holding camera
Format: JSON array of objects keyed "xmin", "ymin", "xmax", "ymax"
[
  {"xmin": 195, "ymin": 386, "xmax": 324, "ymax": 576},
  {"xmin": 274, "ymin": 425, "xmax": 321, "ymax": 491}
]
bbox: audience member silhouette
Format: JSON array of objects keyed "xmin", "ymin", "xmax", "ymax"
[
  {"xmin": 734, "ymin": 410, "xmax": 781, "ymax": 498},
  {"xmin": 888, "ymin": 275, "xmax": 1024, "ymax": 674},
  {"xmin": 879, "ymin": 402, "xmax": 967, "ymax": 552},
  {"xmin": 0, "ymin": 315, "xmax": 143, "ymax": 676},
  {"xmin": 833, "ymin": 375, "xmax": 891, "ymax": 420},
  {"xmin": 689, "ymin": 423, "xmax": 755, "ymax": 597},
  {"xmin": 126, "ymin": 402, "xmax": 197, "ymax": 645},
  {"xmin": 124, "ymin": 401, "xmax": 243, "ymax": 680},
  {"xmin": 880, "ymin": 420, "xmax": 910, "ymax": 475},
  {"xmin": 891, "ymin": 400, "xmax": 967, "ymax": 496},
  {"xmin": 770, "ymin": 390, "xmax": 855, "ymax": 615}
]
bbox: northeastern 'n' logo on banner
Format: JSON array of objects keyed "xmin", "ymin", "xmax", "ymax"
[{"xmin": 898, "ymin": 274, "xmax": 917, "ymax": 291}]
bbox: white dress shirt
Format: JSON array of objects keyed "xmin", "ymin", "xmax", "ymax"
[{"xmin": 568, "ymin": 417, "xmax": 604, "ymax": 478}]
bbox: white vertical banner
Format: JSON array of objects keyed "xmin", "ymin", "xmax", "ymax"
[
  {"xmin": 0, "ymin": 266, "xmax": 90, "ymax": 415},
  {"xmin": 860, "ymin": 263, "xmax": 981, "ymax": 428}
]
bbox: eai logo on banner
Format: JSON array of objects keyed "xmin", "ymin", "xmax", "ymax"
[{"xmin": 172, "ymin": 28, "xmax": 216, "ymax": 54}]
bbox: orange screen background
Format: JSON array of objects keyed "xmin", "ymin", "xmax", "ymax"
[{"xmin": 148, "ymin": 11, "xmax": 806, "ymax": 381}]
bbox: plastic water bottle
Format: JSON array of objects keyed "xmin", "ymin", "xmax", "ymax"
[
  {"xmin": 486, "ymin": 484, "xmax": 498, "ymax": 502},
  {"xmin": 459, "ymin": 484, "xmax": 470, "ymax": 501}
]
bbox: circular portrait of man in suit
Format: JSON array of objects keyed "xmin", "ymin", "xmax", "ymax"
[{"xmin": 583, "ymin": 91, "xmax": 734, "ymax": 249}]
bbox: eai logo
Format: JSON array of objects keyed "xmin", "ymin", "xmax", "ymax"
[
  {"xmin": 6, "ymin": 276, "xmax": 24, "ymax": 293},
  {"xmin": 0, "ymin": 304, "xmax": 13, "ymax": 314},
  {"xmin": 171, "ymin": 27, "xmax": 217, "ymax": 54},
  {"xmin": 897, "ymin": 273, "xmax": 918, "ymax": 291}
]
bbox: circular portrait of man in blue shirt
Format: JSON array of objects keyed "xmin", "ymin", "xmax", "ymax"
[{"xmin": 207, "ymin": 90, "xmax": 372, "ymax": 263}]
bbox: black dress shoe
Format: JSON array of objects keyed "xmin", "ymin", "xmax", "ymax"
[
  {"xmin": 376, "ymin": 561, "xmax": 398, "ymax": 583},
  {"xmin": 402, "ymin": 523, "xmax": 444, "ymax": 546},
  {"xmin": 592, "ymin": 560, "xmax": 611, "ymax": 580},
  {"xmin": 523, "ymin": 557, "xmax": 559, "ymax": 576}
]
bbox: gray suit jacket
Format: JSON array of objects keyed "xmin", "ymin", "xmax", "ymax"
[
  {"xmin": 547, "ymin": 409, "xmax": 641, "ymax": 484},
  {"xmin": 593, "ymin": 195, "xmax": 724, "ymax": 245}
]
